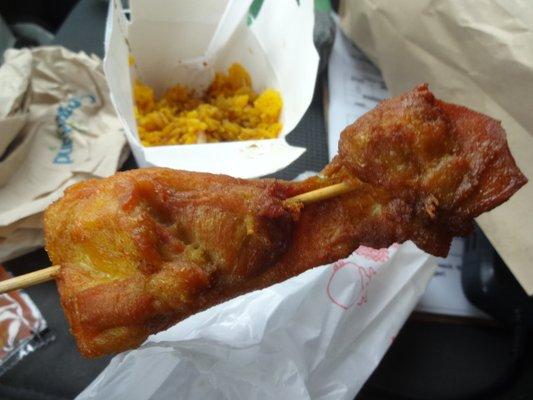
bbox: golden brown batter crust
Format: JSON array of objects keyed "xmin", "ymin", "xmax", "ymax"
[{"xmin": 44, "ymin": 85, "xmax": 527, "ymax": 357}]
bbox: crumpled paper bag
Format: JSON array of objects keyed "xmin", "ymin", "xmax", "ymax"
[
  {"xmin": 0, "ymin": 46, "xmax": 127, "ymax": 262},
  {"xmin": 339, "ymin": 0, "xmax": 533, "ymax": 294},
  {"xmin": 77, "ymin": 242, "xmax": 435, "ymax": 400}
]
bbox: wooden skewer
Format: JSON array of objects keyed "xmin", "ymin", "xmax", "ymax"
[
  {"xmin": 284, "ymin": 182, "xmax": 353, "ymax": 205},
  {"xmin": 0, "ymin": 182, "xmax": 356, "ymax": 294},
  {"xmin": 0, "ymin": 265, "xmax": 60, "ymax": 294}
]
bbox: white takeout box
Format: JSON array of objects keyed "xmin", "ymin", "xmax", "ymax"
[{"xmin": 104, "ymin": 0, "xmax": 319, "ymax": 178}]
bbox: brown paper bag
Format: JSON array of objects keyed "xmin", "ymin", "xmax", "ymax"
[
  {"xmin": 340, "ymin": 0, "xmax": 533, "ymax": 293},
  {"xmin": 0, "ymin": 46, "xmax": 127, "ymax": 262}
]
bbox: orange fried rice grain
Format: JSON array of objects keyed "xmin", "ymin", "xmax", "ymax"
[{"xmin": 134, "ymin": 63, "xmax": 283, "ymax": 146}]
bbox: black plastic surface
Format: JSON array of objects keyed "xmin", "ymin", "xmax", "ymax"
[{"xmin": 463, "ymin": 227, "xmax": 533, "ymax": 329}]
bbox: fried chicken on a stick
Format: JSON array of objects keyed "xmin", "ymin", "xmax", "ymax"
[{"xmin": 44, "ymin": 85, "xmax": 527, "ymax": 357}]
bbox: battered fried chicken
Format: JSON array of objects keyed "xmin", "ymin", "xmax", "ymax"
[{"xmin": 44, "ymin": 85, "xmax": 527, "ymax": 357}]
